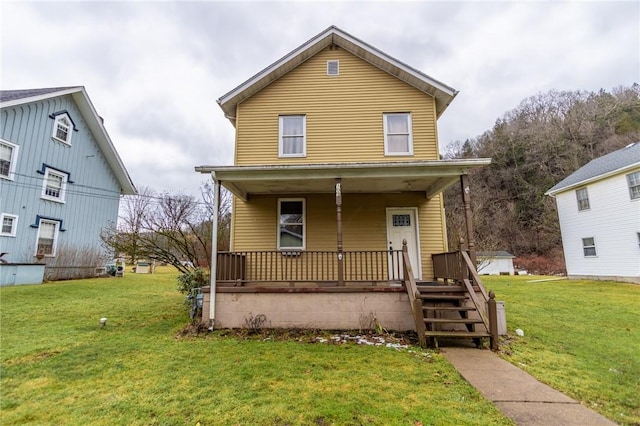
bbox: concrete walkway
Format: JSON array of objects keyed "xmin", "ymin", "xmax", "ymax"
[{"xmin": 442, "ymin": 347, "xmax": 617, "ymax": 425}]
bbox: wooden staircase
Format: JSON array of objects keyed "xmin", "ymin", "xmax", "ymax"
[
  {"xmin": 416, "ymin": 282, "xmax": 490, "ymax": 347},
  {"xmin": 400, "ymin": 241, "xmax": 499, "ymax": 350}
]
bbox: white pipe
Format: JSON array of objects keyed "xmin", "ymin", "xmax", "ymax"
[{"xmin": 208, "ymin": 175, "xmax": 220, "ymax": 329}]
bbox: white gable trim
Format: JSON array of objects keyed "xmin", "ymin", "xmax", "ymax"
[
  {"xmin": 1, "ymin": 87, "xmax": 136, "ymax": 195},
  {"xmin": 217, "ymin": 26, "xmax": 458, "ymax": 123}
]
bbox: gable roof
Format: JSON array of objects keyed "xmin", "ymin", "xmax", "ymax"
[
  {"xmin": 0, "ymin": 86, "xmax": 136, "ymax": 195},
  {"xmin": 217, "ymin": 25, "xmax": 458, "ymax": 125},
  {"xmin": 546, "ymin": 142, "xmax": 640, "ymax": 195}
]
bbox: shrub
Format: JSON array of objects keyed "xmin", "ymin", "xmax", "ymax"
[{"xmin": 176, "ymin": 268, "xmax": 210, "ymax": 295}]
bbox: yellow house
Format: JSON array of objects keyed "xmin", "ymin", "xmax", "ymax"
[{"xmin": 197, "ymin": 26, "xmax": 497, "ymax": 348}]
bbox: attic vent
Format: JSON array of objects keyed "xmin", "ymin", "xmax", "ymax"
[{"xmin": 327, "ymin": 60, "xmax": 339, "ymax": 76}]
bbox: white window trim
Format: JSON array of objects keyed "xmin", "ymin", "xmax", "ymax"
[
  {"xmin": 576, "ymin": 187, "xmax": 590, "ymax": 211},
  {"xmin": 41, "ymin": 167, "xmax": 68, "ymax": 203},
  {"xmin": 0, "ymin": 139, "xmax": 19, "ymax": 181},
  {"xmin": 277, "ymin": 198, "xmax": 306, "ymax": 251},
  {"xmin": 627, "ymin": 171, "xmax": 640, "ymax": 200},
  {"xmin": 582, "ymin": 237, "xmax": 597, "ymax": 257},
  {"xmin": 35, "ymin": 219, "xmax": 60, "ymax": 257},
  {"xmin": 383, "ymin": 113, "xmax": 413, "ymax": 156},
  {"xmin": 278, "ymin": 115, "xmax": 307, "ymax": 158},
  {"xmin": 52, "ymin": 113, "xmax": 73, "ymax": 145},
  {"xmin": 0, "ymin": 213, "xmax": 18, "ymax": 237}
]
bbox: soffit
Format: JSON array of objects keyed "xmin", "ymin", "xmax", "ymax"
[{"xmin": 195, "ymin": 160, "xmax": 490, "ymax": 201}]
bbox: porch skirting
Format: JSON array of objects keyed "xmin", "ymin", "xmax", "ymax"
[{"xmin": 201, "ymin": 287, "xmax": 416, "ymax": 331}]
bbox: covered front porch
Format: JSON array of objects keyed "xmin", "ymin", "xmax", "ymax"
[{"xmin": 196, "ymin": 159, "xmax": 497, "ymax": 347}]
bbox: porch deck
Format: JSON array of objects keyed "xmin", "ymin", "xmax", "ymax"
[{"xmin": 202, "ymin": 243, "xmax": 499, "ymax": 349}]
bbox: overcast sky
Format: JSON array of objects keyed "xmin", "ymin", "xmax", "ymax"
[{"xmin": 1, "ymin": 1, "xmax": 638, "ymax": 197}]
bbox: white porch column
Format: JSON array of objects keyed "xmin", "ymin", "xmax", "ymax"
[{"xmin": 208, "ymin": 175, "xmax": 221, "ymax": 328}]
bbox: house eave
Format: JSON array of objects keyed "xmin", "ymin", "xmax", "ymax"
[
  {"xmin": 217, "ymin": 26, "xmax": 458, "ymax": 126},
  {"xmin": 545, "ymin": 162, "xmax": 640, "ymax": 196},
  {"xmin": 1, "ymin": 87, "xmax": 137, "ymax": 195},
  {"xmin": 195, "ymin": 159, "xmax": 490, "ymax": 201}
]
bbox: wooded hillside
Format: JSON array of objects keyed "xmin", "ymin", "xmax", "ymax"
[{"xmin": 444, "ymin": 84, "xmax": 640, "ymax": 272}]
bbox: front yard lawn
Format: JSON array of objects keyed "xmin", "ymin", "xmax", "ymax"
[
  {"xmin": 1, "ymin": 268, "xmax": 510, "ymax": 425},
  {"xmin": 484, "ymin": 275, "xmax": 640, "ymax": 425},
  {"xmin": 2, "ymin": 270, "xmax": 637, "ymax": 425}
]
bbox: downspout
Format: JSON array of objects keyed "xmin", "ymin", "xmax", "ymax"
[
  {"xmin": 335, "ymin": 178, "xmax": 344, "ymax": 286},
  {"xmin": 208, "ymin": 174, "xmax": 221, "ymax": 330}
]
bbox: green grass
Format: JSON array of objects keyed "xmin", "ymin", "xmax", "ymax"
[
  {"xmin": 1, "ymin": 268, "xmax": 511, "ymax": 425},
  {"xmin": 483, "ymin": 275, "xmax": 640, "ymax": 425}
]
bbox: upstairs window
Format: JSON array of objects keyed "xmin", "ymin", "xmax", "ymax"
[
  {"xmin": 582, "ymin": 237, "xmax": 597, "ymax": 257},
  {"xmin": 41, "ymin": 167, "xmax": 68, "ymax": 203},
  {"xmin": 278, "ymin": 198, "xmax": 305, "ymax": 250},
  {"xmin": 36, "ymin": 219, "xmax": 60, "ymax": 257},
  {"xmin": 576, "ymin": 187, "xmax": 590, "ymax": 211},
  {"xmin": 383, "ymin": 113, "xmax": 413, "ymax": 155},
  {"xmin": 0, "ymin": 139, "xmax": 18, "ymax": 180},
  {"xmin": 0, "ymin": 213, "xmax": 18, "ymax": 237},
  {"xmin": 279, "ymin": 115, "xmax": 306, "ymax": 157},
  {"xmin": 51, "ymin": 113, "xmax": 73, "ymax": 145},
  {"xmin": 627, "ymin": 171, "xmax": 640, "ymax": 200}
]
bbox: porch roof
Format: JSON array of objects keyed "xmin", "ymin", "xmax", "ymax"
[{"xmin": 195, "ymin": 159, "xmax": 491, "ymax": 201}]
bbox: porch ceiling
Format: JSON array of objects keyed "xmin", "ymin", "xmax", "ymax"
[{"xmin": 196, "ymin": 159, "xmax": 490, "ymax": 201}]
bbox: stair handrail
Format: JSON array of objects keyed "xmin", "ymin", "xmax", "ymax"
[
  {"xmin": 460, "ymin": 250, "xmax": 489, "ymax": 301},
  {"xmin": 460, "ymin": 249, "xmax": 499, "ymax": 350},
  {"xmin": 402, "ymin": 240, "xmax": 426, "ymax": 348}
]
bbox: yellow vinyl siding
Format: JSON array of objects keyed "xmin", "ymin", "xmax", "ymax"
[
  {"xmin": 232, "ymin": 192, "xmax": 445, "ymax": 279},
  {"xmin": 235, "ymin": 47, "xmax": 439, "ymax": 166}
]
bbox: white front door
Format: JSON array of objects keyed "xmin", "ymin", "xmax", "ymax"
[{"xmin": 386, "ymin": 208, "xmax": 421, "ymax": 280}]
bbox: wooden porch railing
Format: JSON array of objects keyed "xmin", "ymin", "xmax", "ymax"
[
  {"xmin": 216, "ymin": 250, "xmax": 403, "ymax": 284},
  {"xmin": 401, "ymin": 241, "xmax": 427, "ymax": 348}
]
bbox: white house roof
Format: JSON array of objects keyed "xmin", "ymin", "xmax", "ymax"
[
  {"xmin": 477, "ymin": 251, "xmax": 515, "ymax": 258},
  {"xmin": 546, "ymin": 142, "xmax": 640, "ymax": 195},
  {"xmin": 0, "ymin": 86, "xmax": 137, "ymax": 195},
  {"xmin": 217, "ymin": 25, "xmax": 458, "ymax": 124}
]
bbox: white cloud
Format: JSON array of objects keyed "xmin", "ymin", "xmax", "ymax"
[{"xmin": 2, "ymin": 1, "xmax": 638, "ymax": 195}]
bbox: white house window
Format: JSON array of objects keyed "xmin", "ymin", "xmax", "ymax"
[
  {"xmin": 36, "ymin": 219, "xmax": 60, "ymax": 257},
  {"xmin": 0, "ymin": 213, "xmax": 18, "ymax": 237},
  {"xmin": 278, "ymin": 198, "xmax": 305, "ymax": 250},
  {"xmin": 383, "ymin": 113, "xmax": 413, "ymax": 155},
  {"xmin": 582, "ymin": 237, "xmax": 597, "ymax": 257},
  {"xmin": 52, "ymin": 114, "xmax": 73, "ymax": 145},
  {"xmin": 41, "ymin": 168, "xmax": 68, "ymax": 203},
  {"xmin": 627, "ymin": 171, "xmax": 640, "ymax": 200},
  {"xmin": 0, "ymin": 139, "xmax": 18, "ymax": 180},
  {"xmin": 327, "ymin": 60, "xmax": 339, "ymax": 76},
  {"xmin": 279, "ymin": 115, "xmax": 306, "ymax": 157},
  {"xmin": 576, "ymin": 187, "xmax": 590, "ymax": 211}
]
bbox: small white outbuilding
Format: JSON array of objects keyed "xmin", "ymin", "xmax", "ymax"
[{"xmin": 477, "ymin": 251, "xmax": 516, "ymax": 275}]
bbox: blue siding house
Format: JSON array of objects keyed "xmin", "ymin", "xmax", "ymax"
[{"xmin": 0, "ymin": 87, "xmax": 136, "ymax": 276}]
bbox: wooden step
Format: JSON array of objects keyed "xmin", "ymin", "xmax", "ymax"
[
  {"xmin": 424, "ymin": 318, "xmax": 484, "ymax": 324},
  {"xmin": 416, "ymin": 285, "xmax": 465, "ymax": 293},
  {"xmin": 423, "ymin": 306, "xmax": 475, "ymax": 312},
  {"xmin": 424, "ymin": 331, "xmax": 490, "ymax": 338},
  {"xmin": 417, "ymin": 294, "xmax": 467, "ymax": 301}
]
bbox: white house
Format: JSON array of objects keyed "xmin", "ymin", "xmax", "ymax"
[
  {"xmin": 546, "ymin": 143, "xmax": 640, "ymax": 284},
  {"xmin": 477, "ymin": 251, "xmax": 515, "ymax": 275}
]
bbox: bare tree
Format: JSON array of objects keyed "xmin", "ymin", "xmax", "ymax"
[{"xmin": 101, "ymin": 183, "xmax": 232, "ymax": 274}]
